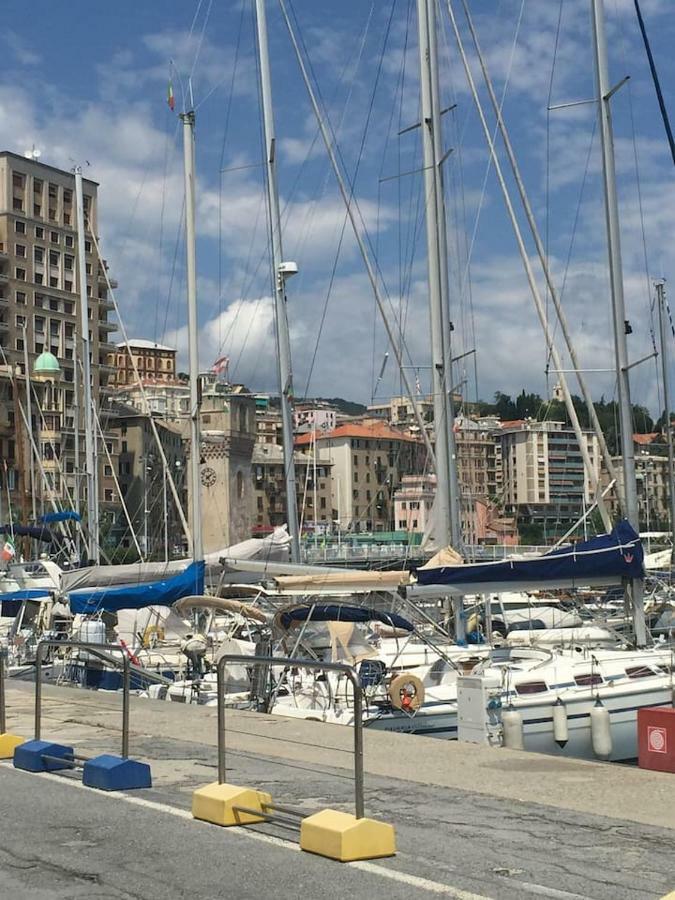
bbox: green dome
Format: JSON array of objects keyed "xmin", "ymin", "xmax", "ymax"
[{"xmin": 33, "ymin": 351, "xmax": 61, "ymax": 377}]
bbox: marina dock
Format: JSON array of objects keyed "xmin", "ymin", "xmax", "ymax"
[{"xmin": 2, "ymin": 680, "xmax": 674, "ymax": 899}]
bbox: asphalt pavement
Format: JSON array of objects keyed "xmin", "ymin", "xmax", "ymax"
[{"xmin": 1, "ymin": 679, "xmax": 674, "ymax": 899}]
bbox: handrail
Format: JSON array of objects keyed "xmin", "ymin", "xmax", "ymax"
[
  {"xmin": 217, "ymin": 653, "xmax": 365, "ymax": 819},
  {"xmin": 35, "ymin": 640, "xmax": 132, "ymax": 758},
  {"xmin": 0, "ymin": 647, "xmax": 7, "ymax": 734}
]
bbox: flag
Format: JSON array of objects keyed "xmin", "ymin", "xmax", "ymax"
[
  {"xmin": 1, "ymin": 540, "xmax": 15, "ymax": 562},
  {"xmin": 415, "ymin": 371, "xmax": 421, "ymax": 394},
  {"xmin": 211, "ymin": 355, "xmax": 229, "ymax": 377},
  {"xmin": 167, "ymin": 81, "xmax": 175, "ymax": 112}
]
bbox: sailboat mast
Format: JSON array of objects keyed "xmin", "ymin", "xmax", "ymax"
[
  {"xmin": 590, "ymin": 0, "xmax": 646, "ymax": 645},
  {"xmin": 416, "ymin": 0, "xmax": 462, "ymax": 550},
  {"xmin": 180, "ymin": 110, "xmax": 203, "ymax": 564},
  {"xmin": 656, "ymin": 280, "xmax": 675, "ymax": 555},
  {"xmin": 74, "ymin": 166, "xmax": 99, "ymax": 562},
  {"xmin": 254, "ymin": 0, "xmax": 301, "ymax": 563}
]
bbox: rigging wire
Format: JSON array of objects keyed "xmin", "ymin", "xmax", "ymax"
[
  {"xmin": 303, "ymin": 0, "xmax": 397, "ymax": 398},
  {"xmin": 545, "ymin": 0, "xmax": 564, "ymax": 395}
]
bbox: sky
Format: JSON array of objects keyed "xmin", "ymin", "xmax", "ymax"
[{"xmin": 1, "ymin": 0, "xmax": 674, "ymax": 415}]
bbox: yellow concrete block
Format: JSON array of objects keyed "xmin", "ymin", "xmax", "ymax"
[
  {"xmin": 0, "ymin": 733, "xmax": 24, "ymax": 759},
  {"xmin": 191, "ymin": 782, "xmax": 272, "ymax": 827},
  {"xmin": 300, "ymin": 809, "xmax": 396, "ymax": 862}
]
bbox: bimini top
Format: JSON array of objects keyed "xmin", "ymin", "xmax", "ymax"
[
  {"xmin": 414, "ymin": 519, "xmax": 643, "ymax": 596},
  {"xmin": 275, "ymin": 602, "xmax": 414, "ymax": 632}
]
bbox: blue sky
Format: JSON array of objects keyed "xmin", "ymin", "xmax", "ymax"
[{"xmin": 1, "ymin": 0, "xmax": 674, "ymax": 414}]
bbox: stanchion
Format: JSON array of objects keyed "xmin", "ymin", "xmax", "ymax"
[
  {"xmin": 14, "ymin": 639, "xmax": 151, "ymax": 790},
  {"xmin": 0, "ymin": 646, "xmax": 25, "ymax": 758},
  {"xmin": 191, "ymin": 653, "xmax": 396, "ymax": 861}
]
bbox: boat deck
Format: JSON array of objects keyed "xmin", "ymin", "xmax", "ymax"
[{"xmin": 2, "ymin": 679, "xmax": 674, "ymax": 899}]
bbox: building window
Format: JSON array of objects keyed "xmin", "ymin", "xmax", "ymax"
[
  {"xmin": 13, "ymin": 198, "xmax": 23, "ymax": 211},
  {"xmin": 15, "ymin": 267, "xmax": 26, "ymax": 281},
  {"xmin": 34, "ymin": 273, "xmax": 43, "ymax": 285},
  {"xmin": 85, "ymin": 262, "xmax": 92, "ymax": 275},
  {"xmin": 15, "ymin": 244, "xmax": 26, "ymax": 258},
  {"xmin": 34, "ymin": 247, "xmax": 44, "ymax": 263},
  {"xmin": 49, "ymin": 277, "xmax": 58, "ymax": 288},
  {"xmin": 64, "ymin": 255, "xmax": 73, "ymax": 270},
  {"xmin": 84, "ymin": 240, "xmax": 92, "ymax": 253},
  {"xmin": 16, "ymin": 291, "xmax": 26, "ymax": 304},
  {"xmin": 13, "ymin": 173, "xmax": 25, "ymax": 188},
  {"xmin": 50, "ymin": 231, "xmax": 59, "ymax": 244},
  {"xmin": 49, "ymin": 298, "xmax": 59, "ymax": 312},
  {"xmin": 15, "ymin": 315, "xmax": 25, "ymax": 328},
  {"xmin": 14, "ymin": 221, "xmax": 25, "ymax": 234},
  {"xmin": 15, "ymin": 338, "xmax": 23, "ymax": 351},
  {"xmin": 49, "ymin": 250, "xmax": 60, "ymax": 267},
  {"xmin": 35, "ymin": 226, "xmax": 44, "ymax": 239},
  {"xmin": 65, "ymin": 235, "xmax": 74, "ymax": 248}
]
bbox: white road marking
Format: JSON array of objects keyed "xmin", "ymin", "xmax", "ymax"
[{"xmin": 1, "ymin": 763, "xmax": 488, "ymax": 898}]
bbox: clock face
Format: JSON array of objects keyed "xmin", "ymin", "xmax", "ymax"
[{"xmin": 201, "ymin": 466, "xmax": 217, "ymax": 487}]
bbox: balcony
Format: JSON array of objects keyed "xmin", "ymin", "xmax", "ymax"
[
  {"xmin": 98, "ymin": 320, "xmax": 117, "ymax": 333},
  {"xmin": 98, "ymin": 296, "xmax": 115, "ymax": 311}
]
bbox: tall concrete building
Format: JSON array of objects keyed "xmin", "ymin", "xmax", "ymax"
[
  {"xmin": 500, "ymin": 419, "xmax": 601, "ymax": 533},
  {"xmin": 0, "ymin": 151, "xmax": 116, "ymax": 518}
]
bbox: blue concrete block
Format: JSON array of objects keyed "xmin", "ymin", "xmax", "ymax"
[
  {"xmin": 13, "ymin": 740, "xmax": 74, "ymax": 773},
  {"xmin": 82, "ymin": 754, "xmax": 152, "ymax": 791}
]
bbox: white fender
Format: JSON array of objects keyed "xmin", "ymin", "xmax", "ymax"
[
  {"xmin": 552, "ymin": 697, "xmax": 569, "ymax": 748},
  {"xmin": 502, "ymin": 705, "xmax": 524, "ymax": 750},
  {"xmin": 590, "ymin": 698, "xmax": 612, "ymax": 760}
]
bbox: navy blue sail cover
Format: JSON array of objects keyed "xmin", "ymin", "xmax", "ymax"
[
  {"xmin": 69, "ymin": 561, "xmax": 204, "ymax": 614},
  {"xmin": 278, "ymin": 603, "xmax": 414, "ymax": 632},
  {"xmin": 416, "ymin": 520, "xmax": 643, "ymax": 589}
]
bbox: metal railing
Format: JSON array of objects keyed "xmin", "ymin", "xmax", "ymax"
[
  {"xmin": 35, "ymin": 640, "xmax": 133, "ymax": 758},
  {"xmin": 217, "ymin": 653, "xmax": 365, "ymax": 819},
  {"xmin": 0, "ymin": 647, "xmax": 7, "ymax": 734}
]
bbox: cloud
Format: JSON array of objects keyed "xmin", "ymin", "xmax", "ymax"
[{"xmin": 2, "ymin": 31, "xmax": 41, "ymax": 67}]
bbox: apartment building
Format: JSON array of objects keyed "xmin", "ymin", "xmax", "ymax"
[
  {"xmin": 296, "ymin": 421, "xmax": 425, "ymax": 532},
  {"xmin": 500, "ymin": 419, "xmax": 601, "ymax": 531},
  {"xmin": 110, "ymin": 339, "xmax": 176, "ymax": 388},
  {"xmin": 608, "ymin": 434, "xmax": 672, "ymax": 531},
  {"xmin": 251, "ymin": 443, "xmax": 333, "ymax": 534},
  {"xmin": 107, "ymin": 401, "xmax": 187, "ymax": 560},
  {"xmin": 0, "ymin": 151, "xmax": 116, "ymax": 516}
]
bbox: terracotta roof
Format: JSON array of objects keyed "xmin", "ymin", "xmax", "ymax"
[
  {"xmin": 633, "ymin": 432, "xmax": 660, "ymax": 445},
  {"xmin": 499, "ymin": 419, "xmax": 527, "ymax": 428},
  {"xmin": 295, "ymin": 421, "xmax": 421, "ymax": 447}
]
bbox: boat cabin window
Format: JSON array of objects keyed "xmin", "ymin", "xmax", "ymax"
[
  {"xmin": 508, "ymin": 620, "xmax": 546, "ymax": 632},
  {"xmin": 515, "ymin": 680, "xmax": 548, "ymax": 695},
  {"xmin": 574, "ymin": 673, "xmax": 603, "ymax": 687},
  {"xmin": 657, "ymin": 663, "xmax": 675, "ymax": 674},
  {"xmin": 625, "ymin": 665, "xmax": 655, "ymax": 679}
]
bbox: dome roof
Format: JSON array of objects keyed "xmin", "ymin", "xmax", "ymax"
[{"xmin": 33, "ymin": 351, "xmax": 61, "ymax": 377}]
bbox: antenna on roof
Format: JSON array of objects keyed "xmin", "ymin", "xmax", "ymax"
[{"xmin": 24, "ymin": 145, "xmax": 41, "ymax": 160}]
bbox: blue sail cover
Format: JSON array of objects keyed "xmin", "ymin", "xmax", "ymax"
[
  {"xmin": 41, "ymin": 511, "xmax": 82, "ymax": 524},
  {"xmin": 416, "ymin": 520, "xmax": 643, "ymax": 593},
  {"xmin": 278, "ymin": 603, "xmax": 414, "ymax": 632},
  {"xmin": 69, "ymin": 561, "xmax": 205, "ymax": 614}
]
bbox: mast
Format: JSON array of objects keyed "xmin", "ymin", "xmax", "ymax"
[
  {"xmin": 22, "ymin": 329, "xmax": 36, "ymax": 521},
  {"xmin": 590, "ymin": 0, "xmax": 646, "ymax": 645},
  {"xmin": 656, "ymin": 280, "xmax": 675, "ymax": 557},
  {"xmin": 74, "ymin": 166, "xmax": 99, "ymax": 562},
  {"xmin": 416, "ymin": 0, "xmax": 462, "ymax": 551},
  {"xmin": 180, "ymin": 110, "xmax": 203, "ymax": 564},
  {"xmin": 254, "ymin": 0, "xmax": 301, "ymax": 563}
]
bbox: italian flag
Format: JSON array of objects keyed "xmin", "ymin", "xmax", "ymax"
[{"xmin": 167, "ymin": 81, "xmax": 175, "ymax": 112}]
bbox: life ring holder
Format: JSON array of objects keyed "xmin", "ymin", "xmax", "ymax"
[{"xmin": 388, "ymin": 672, "xmax": 425, "ymax": 712}]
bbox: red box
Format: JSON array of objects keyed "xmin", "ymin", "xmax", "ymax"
[{"xmin": 638, "ymin": 707, "xmax": 675, "ymax": 773}]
